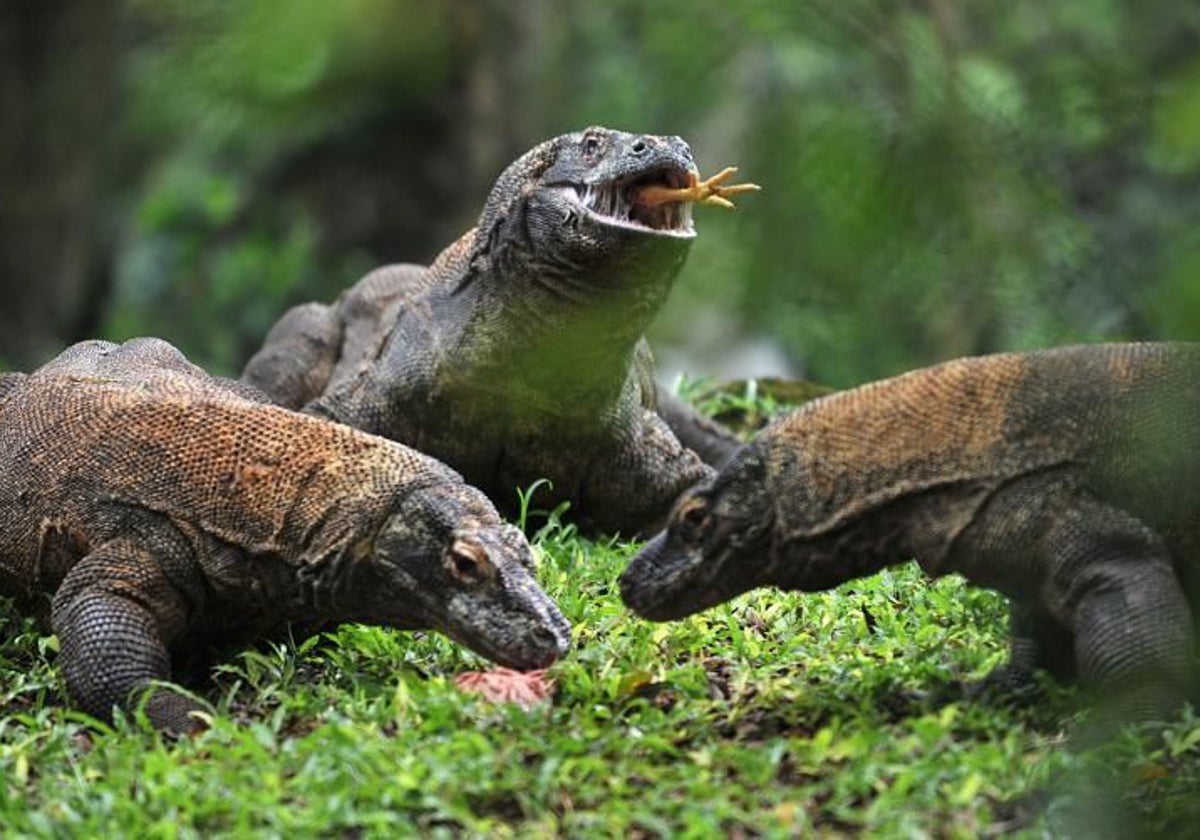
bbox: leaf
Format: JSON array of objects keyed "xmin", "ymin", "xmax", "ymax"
[{"xmin": 616, "ymin": 669, "xmax": 655, "ymax": 697}]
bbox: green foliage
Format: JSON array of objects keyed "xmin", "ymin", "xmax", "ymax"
[
  {"xmin": 100, "ymin": 1, "xmax": 1200, "ymax": 384},
  {"xmin": 107, "ymin": 0, "xmax": 452, "ymax": 374},
  {"xmin": 108, "ymin": 155, "xmax": 336, "ymax": 374},
  {"xmin": 125, "ymin": 0, "xmax": 451, "ymax": 156},
  {"xmin": 676, "ymin": 374, "xmax": 834, "ymax": 436}
]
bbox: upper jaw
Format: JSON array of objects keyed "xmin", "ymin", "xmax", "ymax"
[
  {"xmin": 445, "ymin": 617, "xmax": 569, "ymax": 670},
  {"xmin": 566, "ymin": 164, "xmax": 697, "ymax": 238}
]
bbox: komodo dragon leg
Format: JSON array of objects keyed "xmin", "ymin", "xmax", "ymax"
[
  {"xmin": 52, "ymin": 539, "xmax": 204, "ymax": 733},
  {"xmin": 632, "ymin": 340, "xmax": 741, "ymax": 468},
  {"xmin": 581, "ymin": 409, "xmax": 715, "ymax": 538},
  {"xmin": 241, "ymin": 301, "xmax": 342, "ymax": 409},
  {"xmin": 242, "ymin": 264, "xmax": 431, "ymax": 408},
  {"xmin": 655, "ymin": 389, "xmax": 741, "ymax": 467},
  {"xmin": 1050, "ymin": 499, "xmax": 1195, "ymax": 724}
]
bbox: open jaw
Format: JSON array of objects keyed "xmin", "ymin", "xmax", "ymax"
[{"xmin": 572, "ymin": 166, "xmax": 696, "ymax": 237}]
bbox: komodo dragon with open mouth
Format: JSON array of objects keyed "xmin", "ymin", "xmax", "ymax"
[
  {"xmin": 0, "ymin": 338, "xmax": 569, "ymax": 732},
  {"xmin": 622, "ymin": 343, "xmax": 1200, "ymax": 724},
  {"xmin": 243, "ymin": 127, "xmax": 759, "ymax": 536}
]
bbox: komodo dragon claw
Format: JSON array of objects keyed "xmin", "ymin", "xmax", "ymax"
[{"xmin": 638, "ymin": 166, "xmax": 762, "ymax": 211}]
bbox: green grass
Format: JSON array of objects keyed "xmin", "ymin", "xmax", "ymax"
[{"xmin": 2, "ymin": 524, "xmax": 1198, "ymax": 836}]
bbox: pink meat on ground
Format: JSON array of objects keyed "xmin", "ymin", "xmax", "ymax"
[{"xmin": 454, "ymin": 668, "xmax": 554, "ymax": 710}]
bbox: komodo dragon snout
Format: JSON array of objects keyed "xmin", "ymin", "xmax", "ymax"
[{"xmin": 362, "ymin": 488, "xmax": 571, "ymax": 670}]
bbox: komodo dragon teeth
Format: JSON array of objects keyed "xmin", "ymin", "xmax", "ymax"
[
  {"xmin": 621, "ymin": 341, "xmax": 1200, "ymax": 729},
  {"xmin": 576, "ymin": 167, "xmax": 694, "ymax": 233}
]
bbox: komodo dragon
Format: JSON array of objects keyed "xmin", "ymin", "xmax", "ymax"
[
  {"xmin": 242, "ymin": 127, "xmax": 758, "ymax": 536},
  {"xmin": 621, "ymin": 343, "xmax": 1200, "ymax": 723},
  {"xmin": 0, "ymin": 338, "xmax": 570, "ymax": 732}
]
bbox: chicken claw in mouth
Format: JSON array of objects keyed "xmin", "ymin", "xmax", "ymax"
[{"xmin": 637, "ymin": 166, "xmax": 761, "ymax": 211}]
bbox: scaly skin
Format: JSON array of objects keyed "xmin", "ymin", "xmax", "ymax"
[
  {"xmin": 0, "ymin": 338, "xmax": 569, "ymax": 732},
  {"xmin": 621, "ymin": 343, "xmax": 1200, "ymax": 724},
  {"xmin": 242, "ymin": 127, "xmax": 751, "ymax": 536}
]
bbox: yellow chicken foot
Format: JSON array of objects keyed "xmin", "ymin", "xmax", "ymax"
[{"xmin": 637, "ymin": 166, "xmax": 762, "ymax": 210}]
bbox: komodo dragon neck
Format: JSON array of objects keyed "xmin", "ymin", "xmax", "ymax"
[{"xmin": 437, "ymin": 232, "xmax": 687, "ymax": 405}]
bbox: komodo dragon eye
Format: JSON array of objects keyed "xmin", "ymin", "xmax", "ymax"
[
  {"xmin": 674, "ymin": 496, "xmax": 712, "ymax": 540},
  {"xmin": 443, "ymin": 539, "xmax": 495, "ymax": 585},
  {"xmin": 582, "ymin": 134, "xmax": 602, "ymax": 157}
]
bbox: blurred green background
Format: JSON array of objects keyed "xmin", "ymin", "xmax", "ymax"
[{"xmin": 2, "ymin": 0, "xmax": 1198, "ymax": 387}]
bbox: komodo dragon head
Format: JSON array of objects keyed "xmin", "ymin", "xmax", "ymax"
[
  {"xmin": 465, "ymin": 126, "xmax": 699, "ymax": 326},
  {"xmin": 619, "ymin": 444, "xmax": 779, "ymax": 620},
  {"xmin": 346, "ymin": 483, "xmax": 572, "ymax": 669}
]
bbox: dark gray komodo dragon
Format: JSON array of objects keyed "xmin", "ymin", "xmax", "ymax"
[
  {"xmin": 0, "ymin": 338, "xmax": 569, "ymax": 732},
  {"xmin": 242, "ymin": 127, "xmax": 757, "ymax": 536},
  {"xmin": 621, "ymin": 343, "xmax": 1200, "ymax": 722}
]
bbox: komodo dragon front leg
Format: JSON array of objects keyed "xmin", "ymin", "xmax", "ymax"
[
  {"xmin": 654, "ymin": 389, "xmax": 741, "ymax": 467},
  {"xmin": 583, "ymin": 409, "xmax": 715, "ymax": 538},
  {"xmin": 52, "ymin": 538, "xmax": 205, "ymax": 733},
  {"xmin": 243, "ymin": 264, "xmax": 431, "ymax": 409},
  {"xmin": 632, "ymin": 341, "xmax": 741, "ymax": 468}
]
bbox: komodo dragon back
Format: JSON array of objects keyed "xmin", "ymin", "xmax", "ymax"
[
  {"xmin": 758, "ymin": 342, "xmax": 1194, "ymax": 547},
  {"xmin": 0, "ymin": 338, "xmax": 570, "ymax": 733},
  {"xmin": 16, "ymin": 340, "xmax": 440, "ymax": 556}
]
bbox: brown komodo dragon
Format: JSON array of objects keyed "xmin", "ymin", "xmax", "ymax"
[
  {"xmin": 620, "ymin": 343, "xmax": 1200, "ymax": 723},
  {"xmin": 0, "ymin": 338, "xmax": 570, "ymax": 732},
  {"xmin": 242, "ymin": 127, "xmax": 758, "ymax": 536}
]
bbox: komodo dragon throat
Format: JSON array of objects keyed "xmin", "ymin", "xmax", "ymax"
[
  {"xmin": 0, "ymin": 338, "xmax": 569, "ymax": 733},
  {"xmin": 621, "ymin": 343, "xmax": 1200, "ymax": 724},
  {"xmin": 242, "ymin": 127, "xmax": 758, "ymax": 536}
]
